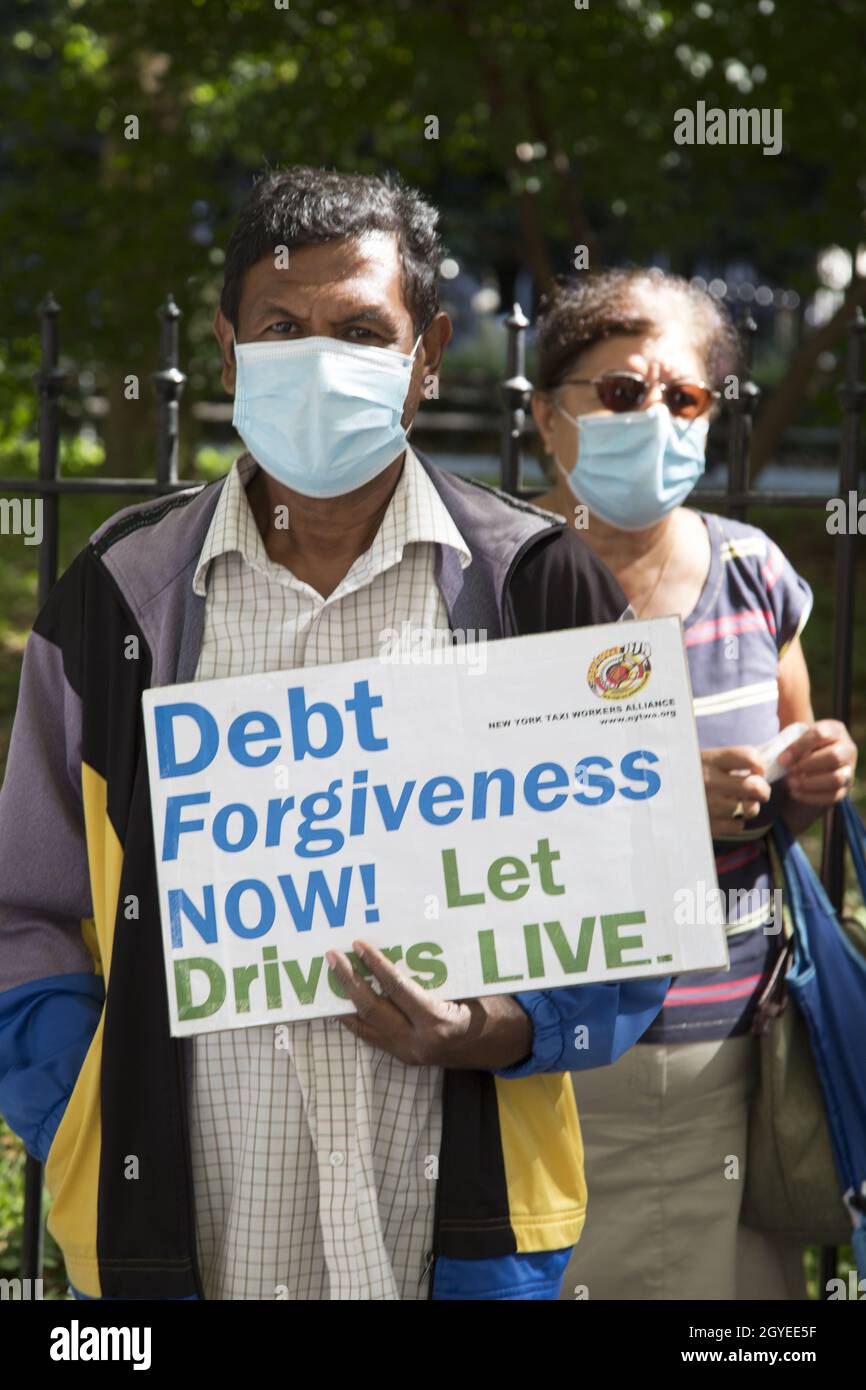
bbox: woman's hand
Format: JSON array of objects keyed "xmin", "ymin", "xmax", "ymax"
[
  {"xmin": 778, "ymin": 719, "xmax": 858, "ymax": 807},
  {"xmin": 701, "ymin": 746, "xmax": 772, "ymax": 837}
]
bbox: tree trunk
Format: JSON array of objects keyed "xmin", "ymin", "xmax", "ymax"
[
  {"xmin": 98, "ymin": 47, "xmax": 178, "ymax": 478},
  {"xmin": 751, "ymin": 277, "xmax": 866, "ymax": 472},
  {"xmin": 516, "ymin": 188, "xmax": 556, "ymax": 293}
]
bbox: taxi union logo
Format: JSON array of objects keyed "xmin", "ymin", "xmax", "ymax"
[{"xmin": 587, "ymin": 643, "xmax": 652, "ymax": 700}]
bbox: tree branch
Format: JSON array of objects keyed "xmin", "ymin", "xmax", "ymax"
[{"xmin": 751, "ymin": 276, "xmax": 866, "ymax": 471}]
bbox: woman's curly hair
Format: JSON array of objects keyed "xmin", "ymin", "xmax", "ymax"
[{"xmin": 534, "ymin": 268, "xmax": 742, "ymax": 394}]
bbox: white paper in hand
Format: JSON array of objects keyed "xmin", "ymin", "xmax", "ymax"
[{"xmin": 756, "ymin": 722, "xmax": 810, "ymax": 783}]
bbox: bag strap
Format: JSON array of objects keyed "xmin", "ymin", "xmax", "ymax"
[
  {"xmin": 841, "ymin": 798, "xmax": 866, "ymax": 898},
  {"xmin": 752, "ymin": 830, "xmax": 795, "ymax": 1036},
  {"xmin": 769, "ymin": 816, "xmax": 821, "ymax": 973},
  {"xmin": 750, "ymin": 933, "xmax": 794, "ymax": 1036}
]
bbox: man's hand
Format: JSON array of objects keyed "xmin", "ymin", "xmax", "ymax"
[
  {"xmin": 325, "ymin": 940, "xmax": 533, "ymax": 1070},
  {"xmin": 701, "ymin": 745, "xmax": 772, "ymax": 837}
]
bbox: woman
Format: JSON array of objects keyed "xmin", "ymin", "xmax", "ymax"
[{"xmin": 529, "ymin": 268, "xmax": 858, "ymax": 1301}]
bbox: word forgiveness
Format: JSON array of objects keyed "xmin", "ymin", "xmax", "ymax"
[{"xmin": 154, "ymin": 679, "xmax": 663, "ymax": 862}]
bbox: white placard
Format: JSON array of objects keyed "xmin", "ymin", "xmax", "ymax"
[{"xmin": 142, "ymin": 618, "xmax": 726, "ymax": 1036}]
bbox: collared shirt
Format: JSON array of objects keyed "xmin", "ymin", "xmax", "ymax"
[{"xmin": 188, "ymin": 447, "xmax": 471, "ymax": 1300}]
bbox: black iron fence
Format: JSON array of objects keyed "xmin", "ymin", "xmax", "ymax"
[{"xmin": 1, "ymin": 292, "xmax": 864, "ymax": 1296}]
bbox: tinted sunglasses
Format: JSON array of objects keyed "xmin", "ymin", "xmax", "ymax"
[{"xmin": 560, "ymin": 370, "xmax": 718, "ymax": 419}]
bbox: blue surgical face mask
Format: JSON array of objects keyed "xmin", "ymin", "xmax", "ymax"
[
  {"xmin": 231, "ymin": 330, "xmax": 422, "ymax": 497},
  {"xmin": 554, "ymin": 400, "xmax": 708, "ymax": 530}
]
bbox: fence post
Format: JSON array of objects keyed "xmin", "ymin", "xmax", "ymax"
[
  {"xmin": 822, "ymin": 305, "xmax": 866, "ymax": 887},
  {"xmin": 817, "ymin": 306, "xmax": 865, "ymax": 1297},
  {"xmin": 34, "ymin": 293, "xmax": 65, "ymax": 600},
  {"xmin": 152, "ymin": 293, "xmax": 186, "ymax": 486},
  {"xmin": 500, "ymin": 303, "xmax": 531, "ymax": 494},
  {"xmin": 725, "ymin": 312, "xmax": 760, "ymax": 520}
]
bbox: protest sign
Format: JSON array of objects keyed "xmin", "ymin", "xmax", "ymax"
[{"xmin": 142, "ymin": 617, "xmax": 727, "ymax": 1036}]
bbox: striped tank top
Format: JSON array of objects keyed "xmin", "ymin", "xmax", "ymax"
[{"xmin": 640, "ymin": 509, "xmax": 814, "ymax": 1043}]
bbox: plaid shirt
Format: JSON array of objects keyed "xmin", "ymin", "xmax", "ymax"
[{"xmin": 188, "ymin": 448, "xmax": 470, "ymax": 1300}]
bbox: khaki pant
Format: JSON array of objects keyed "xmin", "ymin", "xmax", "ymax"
[{"xmin": 560, "ymin": 1035, "xmax": 809, "ymax": 1301}]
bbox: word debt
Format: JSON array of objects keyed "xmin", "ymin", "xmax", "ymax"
[
  {"xmin": 153, "ymin": 681, "xmax": 388, "ymax": 777},
  {"xmin": 173, "ymin": 913, "xmax": 653, "ymax": 1022}
]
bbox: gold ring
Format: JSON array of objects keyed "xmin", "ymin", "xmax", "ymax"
[{"xmin": 732, "ymin": 801, "xmax": 745, "ymax": 820}]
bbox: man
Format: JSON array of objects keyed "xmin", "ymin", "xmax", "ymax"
[{"xmin": 0, "ymin": 166, "xmax": 669, "ymax": 1301}]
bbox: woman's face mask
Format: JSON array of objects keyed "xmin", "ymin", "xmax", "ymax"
[
  {"xmin": 554, "ymin": 399, "xmax": 709, "ymax": 531},
  {"xmin": 231, "ymin": 330, "xmax": 422, "ymax": 498}
]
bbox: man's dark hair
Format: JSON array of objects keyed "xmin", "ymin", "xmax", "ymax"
[
  {"xmin": 220, "ymin": 165, "xmax": 443, "ymax": 335},
  {"xmin": 535, "ymin": 268, "xmax": 742, "ymax": 394}
]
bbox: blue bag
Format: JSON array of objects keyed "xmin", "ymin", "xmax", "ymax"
[{"xmin": 773, "ymin": 801, "xmax": 866, "ymax": 1278}]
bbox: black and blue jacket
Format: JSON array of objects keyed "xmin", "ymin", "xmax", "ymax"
[{"xmin": 0, "ymin": 452, "xmax": 669, "ymax": 1299}]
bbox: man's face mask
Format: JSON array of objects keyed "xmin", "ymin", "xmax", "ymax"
[
  {"xmin": 554, "ymin": 399, "xmax": 709, "ymax": 530},
  {"xmin": 231, "ymin": 330, "xmax": 422, "ymax": 498}
]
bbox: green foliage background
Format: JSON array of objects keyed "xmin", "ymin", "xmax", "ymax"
[{"xmin": 1, "ymin": 0, "xmax": 865, "ymax": 1301}]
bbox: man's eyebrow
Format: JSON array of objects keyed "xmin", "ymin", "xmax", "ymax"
[
  {"xmin": 253, "ymin": 300, "xmax": 305, "ymax": 320},
  {"xmin": 330, "ymin": 306, "xmax": 401, "ymax": 331},
  {"xmin": 250, "ymin": 302, "xmax": 401, "ymax": 333}
]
